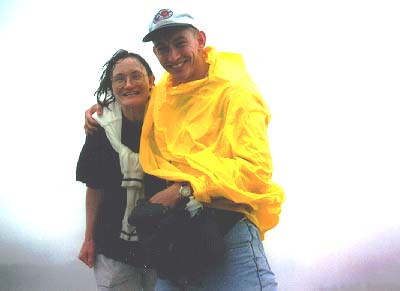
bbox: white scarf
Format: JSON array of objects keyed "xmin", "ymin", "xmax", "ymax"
[{"xmin": 93, "ymin": 101, "xmax": 143, "ymax": 241}]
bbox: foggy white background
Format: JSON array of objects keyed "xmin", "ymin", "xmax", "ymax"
[{"xmin": 1, "ymin": 0, "xmax": 399, "ymax": 290}]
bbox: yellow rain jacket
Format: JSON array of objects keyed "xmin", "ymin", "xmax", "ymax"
[{"xmin": 140, "ymin": 47, "xmax": 284, "ymax": 239}]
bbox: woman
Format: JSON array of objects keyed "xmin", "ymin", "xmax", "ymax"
[{"xmin": 76, "ymin": 49, "xmax": 156, "ymax": 291}]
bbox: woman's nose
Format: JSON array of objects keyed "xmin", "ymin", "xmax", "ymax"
[{"xmin": 124, "ymin": 76, "xmax": 136, "ymax": 87}]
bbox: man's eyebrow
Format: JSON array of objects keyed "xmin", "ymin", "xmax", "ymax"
[
  {"xmin": 173, "ymin": 36, "xmax": 186, "ymax": 42},
  {"xmin": 155, "ymin": 36, "xmax": 187, "ymax": 45}
]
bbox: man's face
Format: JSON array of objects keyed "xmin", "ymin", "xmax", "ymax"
[{"xmin": 152, "ymin": 27, "xmax": 206, "ymax": 85}]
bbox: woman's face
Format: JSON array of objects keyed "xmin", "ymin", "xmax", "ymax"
[{"xmin": 111, "ymin": 57, "xmax": 153, "ymax": 109}]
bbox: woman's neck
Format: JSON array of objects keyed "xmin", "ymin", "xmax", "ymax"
[{"xmin": 121, "ymin": 106, "xmax": 145, "ymax": 122}]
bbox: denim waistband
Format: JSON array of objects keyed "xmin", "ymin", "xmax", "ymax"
[{"xmin": 204, "ymin": 207, "xmax": 244, "ymax": 235}]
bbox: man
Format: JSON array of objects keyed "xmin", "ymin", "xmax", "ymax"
[{"xmin": 85, "ymin": 8, "xmax": 284, "ymax": 291}]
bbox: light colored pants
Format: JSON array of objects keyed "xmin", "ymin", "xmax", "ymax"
[
  {"xmin": 94, "ymin": 254, "xmax": 156, "ymax": 291},
  {"xmin": 155, "ymin": 218, "xmax": 277, "ymax": 291}
]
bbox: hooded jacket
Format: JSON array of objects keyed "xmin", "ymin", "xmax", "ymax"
[{"xmin": 140, "ymin": 46, "xmax": 284, "ymax": 238}]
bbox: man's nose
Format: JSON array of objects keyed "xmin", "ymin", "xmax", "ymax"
[{"xmin": 167, "ymin": 47, "xmax": 180, "ymax": 62}]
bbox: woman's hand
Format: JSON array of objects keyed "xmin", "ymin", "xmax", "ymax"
[
  {"xmin": 84, "ymin": 104, "xmax": 103, "ymax": 135},
  {"xmin": 78, "ymin": 239, "xmax": 96, "ymax": 268}
]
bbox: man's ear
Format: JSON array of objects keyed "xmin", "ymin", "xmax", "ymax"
[
  {"xmin": 153, "ymin": 46, "xmax": 157, "ymax": 56},
  {"xmin": 198, "ymin": 31, "xmax": 206, "ymax": 48}
]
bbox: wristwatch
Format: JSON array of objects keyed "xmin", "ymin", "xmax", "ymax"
[{"xmin": 179, "ymin": 182, "xmax": 192, "ymax": 198}]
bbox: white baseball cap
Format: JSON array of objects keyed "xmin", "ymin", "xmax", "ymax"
[{"xmin": 142, "ymin": 8, "xmax": 198, "ymax": 42}]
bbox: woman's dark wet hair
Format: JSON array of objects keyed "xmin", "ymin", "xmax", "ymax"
[{"xmin": 95, "ymin": 49, "xmax": 154, "ymax": 107}]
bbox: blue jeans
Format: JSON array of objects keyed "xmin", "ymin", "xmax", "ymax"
[{"xmin": 155, "ymin": 218, "xmax": 277, "ymax": 291}]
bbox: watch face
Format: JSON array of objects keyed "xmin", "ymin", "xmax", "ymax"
[{"xmin": 180, "ymin": 185, "xmax": 191, "ymax": 197}]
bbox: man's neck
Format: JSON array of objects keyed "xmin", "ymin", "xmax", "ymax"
[{"xmin": 171, "ymin": 62, "xmax": 209, "ymax": 86}]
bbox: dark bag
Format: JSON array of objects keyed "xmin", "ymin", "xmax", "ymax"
[{"xmin": 128, "ymin": 199, "xmax": 225, "ymax": 285}]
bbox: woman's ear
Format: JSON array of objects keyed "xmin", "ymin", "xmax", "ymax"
[
  {"xmin": 149, "ymin": 75, "xmax": 155, "ymax": 87},
  {"xmin": 148, "ymin": 76, "xmax": 155, "ymax": 94}
]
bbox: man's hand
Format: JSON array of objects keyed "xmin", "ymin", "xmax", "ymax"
[
  {"xmin": 78, "ymin": 239, "xmax": 96, "ymax": 268},
  {"xmin": 149, "ymin": 183, "xmax": 181, "ymax": 208},
  {"xmin": 84, "ymin": 104, "xmax": 103, "ymax": 135}
]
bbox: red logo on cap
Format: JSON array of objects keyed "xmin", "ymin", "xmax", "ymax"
[{"xmin": 153, "ymin": 9, "xmax": 173, "ymax": 24}]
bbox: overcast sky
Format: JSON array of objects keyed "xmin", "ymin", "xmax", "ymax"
[{"xmin": 1, "ymin": 0, "xmax": 399, "ymax": 289}]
